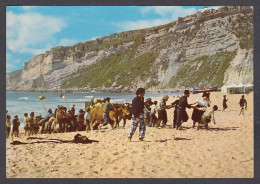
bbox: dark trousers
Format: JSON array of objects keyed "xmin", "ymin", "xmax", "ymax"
[
  {"xmin": 176, "ymin": 108, "xmax": 183, "ymax": 128},
  {"xmin": 157, "ymin": 109, "xmax": 167, "ymax": 127}
]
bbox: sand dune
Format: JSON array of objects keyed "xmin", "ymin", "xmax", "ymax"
[{"xmin": 6, "ymin": 92, "xmax": 254, "ymax": 178}]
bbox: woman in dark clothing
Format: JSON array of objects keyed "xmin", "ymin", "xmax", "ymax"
[
  {"xmin": 222, "ymin": 95, "xmax": 228, "ymax": 111},
  {"xmin": 191, "ymin": 92, "xmax": 209, "ymax": 128},
  {"xmin": 176, "ymin": 90, "xmax": 191, "ymax": 130}
]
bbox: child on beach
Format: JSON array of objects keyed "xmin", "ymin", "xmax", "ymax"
[
  {"xmin": 6, "ymin": 115, "xmax": 11, "ymax": 138},
  {"xmin": 239, "ymin": 95, "xmax": 247, "ymax": 115}
]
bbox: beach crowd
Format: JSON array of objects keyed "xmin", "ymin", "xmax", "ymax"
[{"xmin": 6, "ymin": 88, "xmax": 247, "ymax": 142}]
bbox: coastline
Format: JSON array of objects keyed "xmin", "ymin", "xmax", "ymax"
[{"xmin": 6, "ymin": 91, "xmax": 254, "ymax": 178}]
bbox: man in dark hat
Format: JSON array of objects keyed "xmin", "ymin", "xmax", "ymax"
[
  {"xmin": 128, "ymin": 88, "xmax": 146, "ymax": 142},
  {"xmin": 176, "ymin": 90, "xmax": 192, "ymax": 130}
]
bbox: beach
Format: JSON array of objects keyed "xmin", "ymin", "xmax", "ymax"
[{"xmin": 6, "ymin": 92, "xmax": 254, "ymax": 178}]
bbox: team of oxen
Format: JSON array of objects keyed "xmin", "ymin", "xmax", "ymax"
[{"xmin": 37, "ymin": 103, "xmax": 133, "ymax": 134}]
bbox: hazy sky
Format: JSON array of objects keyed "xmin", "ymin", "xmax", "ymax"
[{"xmin": 6, "ymin": 6, "xmax": 217, "ymax": 72}]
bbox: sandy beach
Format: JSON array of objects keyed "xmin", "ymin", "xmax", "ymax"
[{"xmin": 6, "ymin": 92, "xmax": 254, "ymax": 178}]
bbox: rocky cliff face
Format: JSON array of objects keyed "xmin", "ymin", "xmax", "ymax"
[{"xmin": 6, "ymin": 6, "xmax": 253, "ymax": 92}]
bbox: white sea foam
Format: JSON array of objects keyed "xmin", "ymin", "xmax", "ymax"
[
  {"xmin": 18, "ymin": 97, "xmax": 29, "ymax": 100},
  {"xmin": 84, "ymin": 96, "xmax": 94, "ymax": 99}
]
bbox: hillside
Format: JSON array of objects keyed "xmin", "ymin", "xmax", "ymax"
[{"xmin": 6, "ymin": 6, "xmax": 253, "ymax": 92}]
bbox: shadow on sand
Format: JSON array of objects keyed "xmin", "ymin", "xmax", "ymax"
[{"xmin": 206, "ymin": 127, "xmax": 239, "ymax": 131}]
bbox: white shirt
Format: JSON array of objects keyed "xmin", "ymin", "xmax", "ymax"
[
  {"xmin": 203, "ymin": 106, "xmax": 215, "ymax": 123},
  {"xmin": 194, "ymin": 97, "xmax": 208, "ymax": 110},
  {"xmin": 150, "ymin": 104, "xmax": 157, "ymax": 114}
]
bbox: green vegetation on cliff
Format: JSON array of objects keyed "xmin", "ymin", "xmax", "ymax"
[
  {"xmin": 61, "ymin": 47, "xmax": 159, "ymax": 89},
  {"xmin": 168, "ymin": 51, "xmax": 237, "ymax": 88}
]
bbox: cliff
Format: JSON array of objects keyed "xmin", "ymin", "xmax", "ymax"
[{"xmin": 6, "ymin": 6, "xmax": 253, "ymax": 92}]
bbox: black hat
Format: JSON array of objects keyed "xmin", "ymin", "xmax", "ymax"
[{"xmin": 184, "ymin": 90, "xmax": 190, "ymax": 95}]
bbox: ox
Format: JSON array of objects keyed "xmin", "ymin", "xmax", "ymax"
[
  {"xmin": 88, "ymin": 105, "xmax": 118, "ymax": 131},
  {"xmin": 115, "ymin": 103, "xmax": 132, "ymax": 128}
]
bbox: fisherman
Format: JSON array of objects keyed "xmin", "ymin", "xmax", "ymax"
[
  {"xmin": 156, "ymin": 95, "xmax": 169, "ymax": 128},
  {"xmin": 144, "ymin": 98, "xmax": 152, "ymax": 125},
  {"xmin": 41, "ymin": 109, "xmax": 54, "ymax": 134},
  {"xmin": 198, "ymin": 105, "xmax": 218, "ymax": 130},
  {"xmin": 239, "ymin": 95, "xmax": 247, "ymax": 115},
  {"xmin": 28, "ymin": 112, "xmax": 35, "ymax": 136},
  {"xmin": 98, "ymin": 97, "xmax": 114, "ymax": 130},
  {"xmin": 171, "ymin": 95, "xmax": 181, "ymax": 128},
  {"xmin": 56, "ymin": 106, "xmax": 66, "ymax": 133},
  {"xmin": 24, "ymin": 113, "xmax": 30, "ymax": 136},
  {"xmin": 71, "ymin": 104, "xmax": 76, "ymax": 116},
  {"xmin": 84, "ymin": 107, "xmax": 91, "ymax": 132},
  {"xmin": 77, "ymin": 109, "xmax": 85, "ymax": 131},
  {"xmin": 12, "ymin": 115, "xmax": 20, "ymax": 138},
  {"xmin": 6, "ymin": 115, "xmax": 11, "ymax": 138},
  {"xmin": 176, "ymin": 90, "xmax": 191, "ymax": 130},
  {"xmin": 128, "ymin": 88, "xmax": 146, "ymax": 142}
]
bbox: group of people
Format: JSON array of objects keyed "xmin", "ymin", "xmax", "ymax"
[
  {"xmin": 5, "ymin": 97, "xmax": 116, "ymax": 139},
  {"xmin": 6, "ymin": 89, "xmax": 248, "ymax": 141},
  {"xmin": 127, "ymin": 88, "xmax": 248, "ymax": 142}
]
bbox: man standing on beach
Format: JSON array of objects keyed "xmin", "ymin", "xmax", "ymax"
[
  {"xmin": 128, "ymin": 88, "xmax": 146, "ymax": 142},
  {"xmin": 239, "ymin": 95, "xmax": 247, "ymax": 115},
  {"xmin": 176, "ymin": 90, "xmax": 191, "ymax": 130}
]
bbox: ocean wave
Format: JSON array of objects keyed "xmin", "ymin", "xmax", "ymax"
[
  {"xmin": 18, "ymin": 97, "xmax": 38, "ymax": 101},
  {"xmin": 84, "ymin": 96, "xmax": 94, "ymax": 99}
]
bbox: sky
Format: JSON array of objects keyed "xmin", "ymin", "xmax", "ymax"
[{"xmin": 6, "ymin": 6, "xmax": 216, "ymax": 72}]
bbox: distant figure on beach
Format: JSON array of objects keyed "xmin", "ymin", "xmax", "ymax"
[
  {"xmin": 156, "ymin": 95, "xmax": 169, "ymax": 128},
  {"xmin": 98, "ymin": 97, "xmax": 114, "ymax": 130},
  {"xmin": 71, "ymin": 104, "xmax": 75, "ymax": 116},
  {"xmin": 172, "ymin": 95, "xmax": 181, "ymax": 128},
  {"xmin": 197, "ymin": 105, "xmax": 218, "ymax": 130},
  {"xmin": 28, "ymin": 112, "xmax": 35, "ymax": 136},
  {"xmin": 12, "ymin": 115, "xmax": 20, "ymax": 138},
  {"xmin": 6, "ymin": 115, "xmax": 11, "ymax": 138},
  {"xmin": 176, "ymin": 90, "xmax": 191, "ymax": 130},
  {"xmin": 191, "ymin": 92, "xmax": 209, "ymax": 128},
  {"xmin": 77, "ymin": 109, "xmax": 85, "ymax": 131},
  {"xmin": 24, "ymin": 113, "xmax": 30, "ymax": 136},
  {"xmin": 144, "ymin": 98, "xmax": 152, "ymax": 126},
  {"xmin": 56, "ymin": 106, "xmax": 66, "ymax": 133},
  {"xmin": 84, "ymin": 107, "xmax": 91, "ymax": 132},
  {"xmin": 149, "ymin": 101, "xmax": 158, "ymax": 127},
  {"xmin": 222, "ymin": 95, "xmax": 228, "ymax": 111},
  {"xmin": 239, "ymin": 95, "xmax": 247, "ymax": 115},
  {"xmin": 128, "ymin": 88, "xmax": 146, "ymax": 142},
  {"xmin": 41, "ymin": 109, "xmax": 54, "ymax": 134}
]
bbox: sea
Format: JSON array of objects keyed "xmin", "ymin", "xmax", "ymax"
[{"xmin": 6, "ymin": 91, "xmax": 180, "ymax": 127}]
